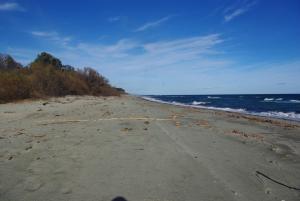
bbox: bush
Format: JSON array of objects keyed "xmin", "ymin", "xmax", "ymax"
[
  {"xmin": 0, "ymin": 70, "xmax": 30, "ymax": 103},
  {"xmin": 0, "ymin": 52, "xmax": 125, "ymax": 103}
]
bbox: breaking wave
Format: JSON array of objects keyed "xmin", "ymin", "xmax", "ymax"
[
  {"xmin": 192, "ymin": 101, "xmax": 208, "ymax": 105},
  {"xmin": 263, "ymin": 98, "xmax": 300, "ymax": 104},
  {"xmin": 207, "ymin": 96, "xmax": 221, "ymax": 99},
  {"xmin": 141, "ymin": 96, "xmax": 300, "ymax": 121}
]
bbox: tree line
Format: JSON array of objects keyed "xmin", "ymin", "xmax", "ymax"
[{"xmin": 0, "ymin": 52, "xmax": 125, "ymax": 103}]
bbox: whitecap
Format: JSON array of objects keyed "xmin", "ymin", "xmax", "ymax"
[
  {"xmin": 252, "ymin": 111, "xmax": 300, "ymax": 121},
  {"xmin": 141, "ymin": 96, "xmax": 300, "ymax": 121},
  {"xmin": 207, "ymin": 96, "xmax": 221, "ymax": 99},
  {"xmin": 290, "ymin": 99, "xmax": 300, "ymax": 103},
  {"xmin": 192, "ymin": 101, "xmax": 207, "ymax": 105},
  {"xmin": 263, "ymin": 98, "xmax": 274, "ymax": 101}
]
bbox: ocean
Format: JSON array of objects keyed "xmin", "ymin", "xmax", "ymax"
[{"xmin": 141, "ymin": 94, "xmax": 300, "ymax": 121}]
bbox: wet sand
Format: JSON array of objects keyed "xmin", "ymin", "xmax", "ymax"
[{"xmin": 0, "ymin": 95, "xmax": 300, "ymax": 201}]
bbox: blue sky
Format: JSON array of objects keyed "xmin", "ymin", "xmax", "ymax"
[{"xmin": 0, "ymin": 0, "xmax": 299, "ymax": 94}]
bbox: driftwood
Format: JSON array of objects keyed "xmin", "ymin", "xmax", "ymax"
[{"xmin": 256, "ymin": 171, "xmax": 300, "ymax": 191}]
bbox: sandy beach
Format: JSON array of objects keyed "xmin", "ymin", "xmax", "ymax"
[{"xmin": 0, "ymin": 95, "xmax": 300, "ymax": 201}]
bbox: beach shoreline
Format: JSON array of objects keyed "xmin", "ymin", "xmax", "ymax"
[
  {"xmin": 1, "ymin": 95, "xmax": 300, "ymax": 201},
  {"xmin": 139, "ymin": 95, "xmax": 300, "ymax": 122}
]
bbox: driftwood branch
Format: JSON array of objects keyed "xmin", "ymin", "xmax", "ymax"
[{"xmin": 256, "ymin": 171, "xmax": 300, "ymax": 191}]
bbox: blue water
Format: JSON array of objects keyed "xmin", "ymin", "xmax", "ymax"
[{"xmin": 142, "ymin": 94, "xmax": 300, "ymax": 121}]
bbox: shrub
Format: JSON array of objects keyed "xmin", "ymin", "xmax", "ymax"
[{"xmin": 0, "ymin": 52, "xmax": 125, "ymax": 103}]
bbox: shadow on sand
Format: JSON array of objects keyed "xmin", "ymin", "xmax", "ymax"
[{"xmin": 112, "ymin": 196, "xmax": 128, "ymax": 201}]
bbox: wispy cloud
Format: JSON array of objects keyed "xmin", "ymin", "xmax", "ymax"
[
  {"xmin": 59, "ymin": 34, "xmax": 226, "ymax": 71},
  {"xmin": 224, "ymin": 1, "xmax": 256, "ymax": 22},
  {"xmin": 135, "ymin": 16, "xmax": 173, "ymax": 32},
  {"xmin": 0, "ymin": 2, "xmax": 25, "ymax": 11},
  {"xmin": 108, "ymin": 16, "xmax": 121, "ymax": 22},
  {"xmin": 30, "ymin": 31, "xmax": 71, "ymax": 46},
  {"xmin": 54, "ymin": 33, "xmax": 229, "ymax": 93}
]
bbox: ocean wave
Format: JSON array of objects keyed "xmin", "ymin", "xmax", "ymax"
[
  {"xmin": 252, "ymin": 111, "xmax": 300, "ymax": 121},
  {"xmin": 264, "ymin": 98, "xmax": 274, "ymax": 101},
  {"xmin": 290, "ymin": 99, "xmax": 300, "ymax": 103},
  {"xmin": 141, "ymin": 97, "xmax": 187, "ymax": 107},
  {"xmin": 192, "ymin": 101, "xmax": 208, "ymax": 105},
  {"xmin": 141, "ymin": 96, "xmax": 300, "ymax": 121},
  {"xmin": 192, "ymin": 105, "xmax": 246, "ymax": 113},
  {"xmin": 141, "ymin": 96, "xmax": 170, "ymax": 104},
  {"xmin": 207, "ymin": 96, "xmax": 221, "ymax": 99},
  {"xmin": 262, "ymin": 98, "xmax": 300, "ymax": 104},
  {"xmin": 141, "ymin": 96, "xmax": 245, "ymax": 114}
]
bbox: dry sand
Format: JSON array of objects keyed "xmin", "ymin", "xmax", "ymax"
[{"xmin": 0, "ymin": 95, "xmax": 300, "ymax": 201}]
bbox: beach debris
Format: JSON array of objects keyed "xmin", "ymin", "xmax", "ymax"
[
  {"xmin": 228, "ymin": 129, "xmax": 264, "ymax": 141},
  {"xmin": 143, "ymin": 128, "xmax": 148, "ymax": 130},
  {"xmin": 121, "ymin": 128, "xmax": 133, "ymax": 132},
  {"xmin": 32, "ymin": 134, "xmax": 46, "ymax": 138},
  {"xmin": 144, "ymin": 121, "xmax": 150, "ymax": 125},
  {"xmin": 15, "ymin": 129, "xmax": 25, "ymax": 136},
  {"xmin": 256, "ymin": 171, "xmax": 300, "ymax": 191},
  {"xmin": 194, "ymin": 120, "xmax": 211, "ymax": 128},
  {"xmin": 8, "ymin": 156, "xmax": 13, "ymax": 160},
  {"xmin": 227, "ymin": 113, "xmax": 299, "ymax": 129},
  {"xmin": 102, "ymin": 111, "xmax": 113, "ymax": 117},
  {"xmin": 4, "ymin": 111, "xmax": 15, "ymax": 114},
  {"xmin": 26, "ymin": 139, "xmax": 33, "ymax": 143},
  {"xmin": 25, "ymin": 145, "xmax": 32, "ymax": 151},
  {"xmin": 42, "ymin": 102, "xmax": 49, "ymax": 106},
  {"xmin": 175, "ymin": 121, "xmax": 181, "ymax": 127}
]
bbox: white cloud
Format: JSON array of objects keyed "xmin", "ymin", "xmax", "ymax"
[
  {"xmin": 5, "ymin": 33, "xmax": 231, "ymax": 93},
  {"xmin": 224, "ymin": 1, "xmax": 256, "ymax": 22},
  {"xmin": 31, "ymin": 31, "xmax": 57, "ymax": 37},
  {"xmin": 57, "ymin": 33, "xmax": 227, "ymax": 72},
  {"xmin": 30, "ymin": 31, "xmax": 71, "ymax": 46},
  {"xmin": 135, "ymin": 16, "xmax": 172, "ymax": 32},
  {"xmin": 0, "ymin": 2, "xmax": 24, "ymax": 11},
  {"xmin": 49, "ymin": 33, "xmax": 229, "ymax": 93},
  {"xmin": 108, "ymin": 16, "xmax": 121, "ymax": 22}
]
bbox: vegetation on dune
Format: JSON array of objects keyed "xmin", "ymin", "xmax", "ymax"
[{"xmin": 0, "ymin": 52, "xmax": 125, "ymax": 103}]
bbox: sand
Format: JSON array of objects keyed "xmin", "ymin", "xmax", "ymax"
[{"xmin": 0, "ymin": 95, "xmax": 300, "ymax": 201}]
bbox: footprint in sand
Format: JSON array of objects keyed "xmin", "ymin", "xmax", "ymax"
[
  {"xmin": 25, "ymin": 145, "xmax": 33, "ymax": 151},
  {"xmin": 61, "ymin": 184, "xmax": 72, "ymax": 194},
  {"xmin": 23, "ymin": 177, "xmax": 43, "ymax": 192},
  {"xmin": 264, "ymin": 187, "xmax": 272, "ymax": 195}
]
